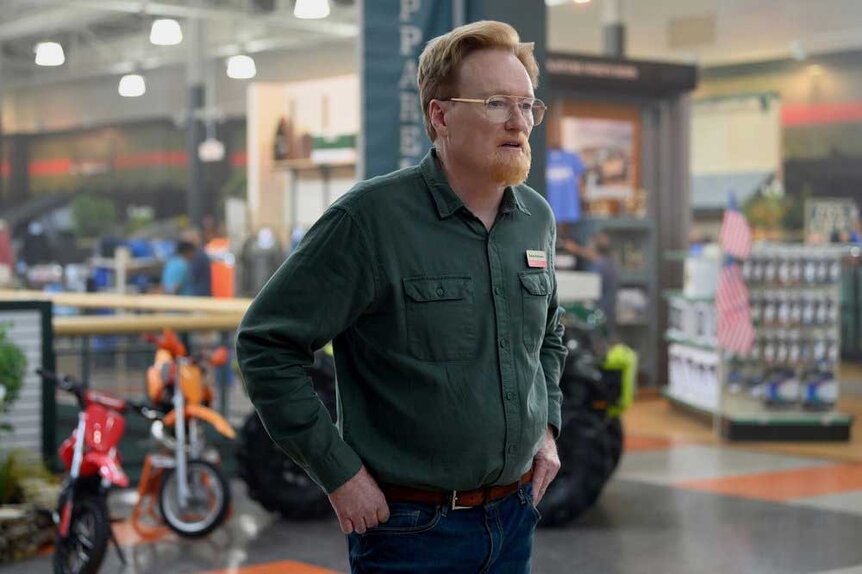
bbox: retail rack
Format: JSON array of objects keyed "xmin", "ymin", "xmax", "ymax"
[{"xmin": 665, "ymin": 244, "xmax": 853, "ymax": 441}]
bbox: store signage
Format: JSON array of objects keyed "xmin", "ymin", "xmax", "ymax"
[
  {"xmin": 805, "ymin": 198, "xmax": 860, "ymax": 242},
  {"xmin": 547, "ymin": 52, "xmax": 697, "ymax": 96},
  {"xmin": 361, "ymin": 0, "xmax": 453, "ymax": 177}
]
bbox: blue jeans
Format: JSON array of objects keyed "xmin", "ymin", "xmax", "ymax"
[{"xmin": 348, "ymin": 483, "xmax": 541, "ymax": 573}]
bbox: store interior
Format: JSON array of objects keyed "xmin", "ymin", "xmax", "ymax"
[{"xmin": 1, "ymin": 1, "xmax": 861, "ymax": 573}]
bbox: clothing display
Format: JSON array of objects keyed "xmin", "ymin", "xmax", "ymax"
[{"xmin": 546, "ymin": 148, "xmax": 585, "ymax": 223}]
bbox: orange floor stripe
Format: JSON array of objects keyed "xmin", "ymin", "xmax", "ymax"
[
  {"xmin": 676, "ymin": 463, "xmax": 862, "ymax": 501},
  {"xmin": 199, "ymin": 561, "xmax": 342, "ymax": 574},
  {"xmin": 624, "ymin": 434, "xmax": 677, "ymax": 452}
]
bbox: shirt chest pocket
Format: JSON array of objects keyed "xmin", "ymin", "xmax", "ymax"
[
  {"xmin": 403, "ymin": 275, "xmax": 475, "ymax": 361},
  {"xmin": 519, "ymin": 271, "xmax": 551, "ymax": 353}
]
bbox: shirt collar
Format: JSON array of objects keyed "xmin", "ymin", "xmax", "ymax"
[{"xmin": 420, "ymin": 148, "xmax": 531, "ymax": 219}]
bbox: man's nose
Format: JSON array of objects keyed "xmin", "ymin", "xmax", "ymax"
[{"xmin": 505, "ymin": 105, "xmax": 531, "ymax": 133}]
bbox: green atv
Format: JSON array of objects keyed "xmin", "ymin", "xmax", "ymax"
[{"xmin": 536, "ymin": 303, "xmax": 636, "ymax": 526}]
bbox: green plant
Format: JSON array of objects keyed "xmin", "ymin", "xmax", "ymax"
[
  {"xmin": 0, "ymin": 450, "xmax": 55, "ymax": 505},
  {"xmin": 743, "ymin": 194, "xmax": 787, "ymax": 233},
  {"xmin": 70, "ymin": 194, "xmax": 118, "ymax": 238},
  {"xmin": 0, "ymin": 323, "xmax": 26, "ymax": 434}
]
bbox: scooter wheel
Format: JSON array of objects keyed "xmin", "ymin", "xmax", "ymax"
[
  {"xmin": 158, "ymin": 459, "xmax": 231, "ymax": 538},
  {"xmin": 53, "ymin": 497, "xmax": 110, "ymax": 574}
]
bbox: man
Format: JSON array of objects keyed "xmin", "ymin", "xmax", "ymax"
[
  {"xmin": 237, "ymin": 20, "xmax": 566, "ymax": 573},
  {"xmin": 181, "ymin": 229, "xmax": 213, "ymax": 297},
  {"xmin": 160, "ymin": 240, "xmax": 195, "ymax": 296},
  {"xmin": 564, "ymin": 231, "xmax": 618, "ymax": 335}
]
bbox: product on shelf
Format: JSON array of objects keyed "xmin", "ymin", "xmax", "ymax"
[
  {"xmin": 732, "ymin": 244, "xmax": 843, "ymax": 409},
  {"xmin": 668, "ymin": 243, "xmax": 846, "ymax": 418}
]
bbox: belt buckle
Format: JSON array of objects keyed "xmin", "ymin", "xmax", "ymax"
[{"xmin": 450, "ymin": 490, "xmax": 471, "ymax": 511}]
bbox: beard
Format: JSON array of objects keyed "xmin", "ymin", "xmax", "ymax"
[{"xmin": 489, "ymin": 140, "xmax": 532, "ymax": 186}]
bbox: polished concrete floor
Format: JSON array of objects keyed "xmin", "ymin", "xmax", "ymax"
[
  {"xmin": 9, "ymin": 359, "xmax": 862, "ymax": 574},
  {"xmin": 6, "ymin": 411, "xmax": 862, "ymax": 574}
]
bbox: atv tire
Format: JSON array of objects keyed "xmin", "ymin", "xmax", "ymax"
[
  {"xmin": 606, "ymin": 417, "xmax": 624, "ymax": 479},
  {"xmin": 236, "ymin": 412, "xmax": 332, "ymax": 520},
  {"xmin": 537, "ymin": 409, "xmax": 614, "ymax": 527}
]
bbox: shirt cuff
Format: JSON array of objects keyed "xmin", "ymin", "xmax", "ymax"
[
  {"xmin": 547, "ymin": 404, "xmax": 562, "ymax": 439},
  {"xmin": 304, "ymin": 438, "xmax": 364, "ymax": 494}
]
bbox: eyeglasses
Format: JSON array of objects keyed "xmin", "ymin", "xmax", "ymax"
[{"xmin": 441, "ymin": 95, "xmax": 547, "ymax": 127}]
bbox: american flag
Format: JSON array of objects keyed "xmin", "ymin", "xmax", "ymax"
[
  {"xmin": 719, "ymin": 195, "xmax": 753, "ymax": 260},
  {"xmin": 716, "ymin": 261, "xmax": 755, "ymax": 355},
  {"xmin": 717, "ymin": 305, "xmax": 756, "ymax": 354}
]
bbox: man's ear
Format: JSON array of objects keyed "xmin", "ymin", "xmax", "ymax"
[{"xmin": 429, "ymin": 100, "xmax": 448, "ymax": 139}]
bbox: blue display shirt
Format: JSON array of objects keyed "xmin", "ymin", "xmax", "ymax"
[{"xmin": 546, "ymin": 149, "xmax": 585, "ymax": 223}]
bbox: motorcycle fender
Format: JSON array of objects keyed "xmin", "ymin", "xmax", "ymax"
[
  {"xmin": 164, "ymin": 405, "xmax": 237, "ymax": 439},
  {"xmin": 187, "ymin": 405, "xmax": 237, "ymax": 439},
  {"xmin": 84, "ymin": 452, "xmax": 130, "ymax": 488}
]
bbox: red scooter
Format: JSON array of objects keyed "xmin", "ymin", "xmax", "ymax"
[{"xmin": 39, "ymin": 369, "xmax": 157, "ymax": 574}]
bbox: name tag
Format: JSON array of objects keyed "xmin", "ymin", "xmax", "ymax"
[{"xmin": 526, "ymin": 250, "xmax": 547, "ymax": 269}]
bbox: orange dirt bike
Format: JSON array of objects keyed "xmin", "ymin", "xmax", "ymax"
[{"xmin": 130, "ymin": 330, "xmax": 235, "ymax": 539}]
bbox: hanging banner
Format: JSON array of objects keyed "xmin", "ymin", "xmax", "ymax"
[{"xmin": 361, "ymin": 0, "xmax": 454, "ymax": 178}]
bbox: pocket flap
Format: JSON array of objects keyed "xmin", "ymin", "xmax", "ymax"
[
  {"xmin": 403, "ymin": 276, "xmax": 471, "ymax": 302},
  {"xmin": 519, "ymin": 271, "xmax": 551, "ymax": 296}
]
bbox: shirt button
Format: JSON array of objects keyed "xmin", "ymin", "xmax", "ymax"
[
  {"xmin": 436, "ymin": 287, "xmax": 444, "ymax": 296},
  {"xmin": 505, "ymin": 391, "xmax": 514, "ymax": 400},
  {"xmin": 499, "ymin": 339, "xmax": 507, "ymax": 349},
  {"xmin": 494, "ymin": 286, "xmax": 502, "ymax": 296},
  {"xmin": 507, "ymin": 445, "xmax": 516, "ymax": 454}
]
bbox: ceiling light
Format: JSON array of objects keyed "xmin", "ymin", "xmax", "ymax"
[
  {"xmin": 226, "ymin": 55, "xmax": 256, "ymax": 79},
  {"xmin": 150, "ymin": 19, "xmax": 183, "ymax": 46},
  {"xmin": 573, "ymin": 0, "xmax": 591, "ymax": 3},
  {"xmin": 294, "ymin": 0, "xmax": 330, "ymax": 19},
  {"xmin": 34, "ymin": 42, "xmax": 65, "ymax": 66},
  {"xmin": 118, "ymin": 74, "xmax": 146, "ymax": 97}
]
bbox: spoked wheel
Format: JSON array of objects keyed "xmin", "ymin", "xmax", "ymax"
[
  {"xmin": 53, "ymin": 497, "xmax": 109, "ymax": 574},
  {"xmin": 158, "ymin": 459, "xmax": 230, "ymax": 537}
]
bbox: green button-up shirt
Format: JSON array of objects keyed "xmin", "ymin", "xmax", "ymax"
[{"xmin": 236, "ymin": 149, "xmax": 566, "ymax": 494}]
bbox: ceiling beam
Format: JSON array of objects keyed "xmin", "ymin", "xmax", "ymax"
[
  {"xmin": 61, "ymin": 0, "xmax": 357, "ymax": 38},
  {"xmin": 0, "ymin": 6, "xmax": 114, "ymax": 42}
]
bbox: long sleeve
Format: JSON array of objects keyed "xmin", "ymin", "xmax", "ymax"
[
  {"xmin": 540, "ymin": 226, "xmax": 567, "ymax": 437},
  {"xmin": 236, "ymin": 206, "xmax": 377, "ymax": 493}
]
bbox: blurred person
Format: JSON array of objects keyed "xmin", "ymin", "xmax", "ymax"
[
  {"xmin": 564, "ymin": 231, "xmax": 619, "ymax": 335},
  {"xmin": 160, "ymin": 241, "xmax": 195, "ymax": 296},
  {"xmin": 182, "ymin": 229, "xmax": 212, "ymax": 297},
  {"xmin": 237, "ymin": 20, "xmax": 566, "ymax": 573}
]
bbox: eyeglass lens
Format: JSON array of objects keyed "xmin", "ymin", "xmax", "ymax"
[{"xmin": 486, "ymin": 97, "xmax": 545, "ymax": 126}]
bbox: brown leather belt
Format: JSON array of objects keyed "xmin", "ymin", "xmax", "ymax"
[{"xmin": 380, "ymin": 469, "xmax": 534, "ymax": 511}]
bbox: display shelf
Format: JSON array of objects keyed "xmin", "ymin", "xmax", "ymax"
[
  {"xmin": 665, "ymin": 243, "xmax": 852, "ymax": 442},
  {"xmin": 570, "ymin": 212, "xmax": 660, "ymax": 387},
  {"xmin": 663, "ymin": 250, "xmax": 690, "ymax": 261},
  {"xmin": 619, "ymin": 270, "xmax": 650, "ymax": 285},
  {"xmin": 664, "ymin": 290, "xmax": 714, "ymax": 303},
  {"xmin": 272, "ymin": 158, "xmax": 356, "ymax": 172},
  {"xmin": 662, "ymin": 388, "xmax": 717, "ymax": 422},
  {"xmin": 665, "ymin": 332, "xmax": 715, "ymax": 351},
  {"xmin": 578, "ymin": 217, "xmax": 655, "ymax": 231},
  {"xmin": 663, "ymin": 388, "xmax": 853, "ymax": 440}
]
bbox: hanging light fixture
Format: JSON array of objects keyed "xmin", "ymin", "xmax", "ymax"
[
  {"xmin": 118, "ymin": 74, "xmax": 146, "ymax": 97},
  {"xmin": 149, "ymin": 18, "xmax": 183, "ymax": 45},
  {"xmin": 226, "ymin": 54, "xmax": 257, "ymax": 79},
  {"xmin": 34, "ymin": 42, "xmax": 65, "ymax": 66},
  {"xmin": 294, "ymin": 0, "xmax": 330, "ymax": 19}
]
